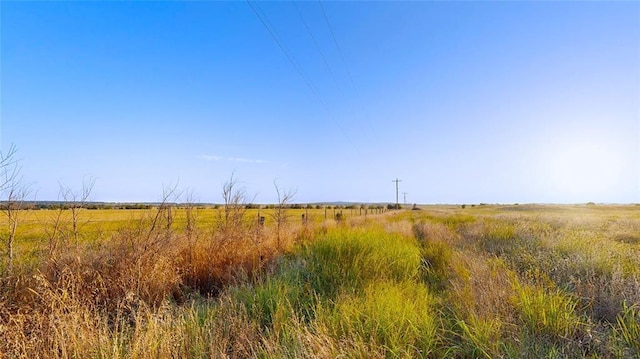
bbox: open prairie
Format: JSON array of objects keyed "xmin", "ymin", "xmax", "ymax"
[
  {"xmin": 1, "ymin": 204, "xmax": 638, "ymax": 358},
  {"xmin": 4, "ymin": 1, "xmax": 638, "ymax": 357}
]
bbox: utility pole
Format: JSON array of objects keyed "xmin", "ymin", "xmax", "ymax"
[
  {"xmin": 403, "ymin": 192, "xmax": 408, "ymax": 205},
  {"xmin": 392, "ymin": 178, "xmax": 402, "ymax": 209}
]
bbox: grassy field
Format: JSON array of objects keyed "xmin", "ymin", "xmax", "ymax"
[
  {"xmin": 1, "ymin": 206, "xmax": 379, "ymax": 269},
  {"xmin": 1, "ymin": 204, "xmax": 639, "ymax": 357}
]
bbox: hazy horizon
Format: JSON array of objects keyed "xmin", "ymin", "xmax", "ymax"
[{"xmin": 2, "ymin": 1, "xmax": 638, "ymax": 204}]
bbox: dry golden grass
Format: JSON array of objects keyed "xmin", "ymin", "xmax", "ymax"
[{"xmin": 0, "ymin": 204, "xmax": 328, "ymax": 357}]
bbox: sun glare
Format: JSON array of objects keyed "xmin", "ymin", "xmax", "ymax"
[{"xmin": 543, "ymin": 134, "xmax": 624, "ymax": 200}]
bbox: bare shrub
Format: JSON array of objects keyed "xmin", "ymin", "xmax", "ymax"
[
  {"xmin": 58, "ymin": 177, "xmax": 95, "ymax": 246},
  {"xmin": 271, "ymin": 180, "xmax": 295, "ymax": 250},
  {"xmin": 217, "ymin": 173, "xmax": 250, "ymax": 239},
  {"xmin": 0, "ymin": 145, "xmax": 31, "ymax": 276}
]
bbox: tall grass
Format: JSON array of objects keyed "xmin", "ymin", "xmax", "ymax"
[
  {"xmin": 321, "ymin": 280, "xmax": 438, "ymax": 357},
  {"xmin": 454, "ymin": 315, "xmax": 504, "ymax": 358},
  {"xmin": 303, "ymin": 227, "xmax": 422, "ymax": 298},
  {"xmin": 0, "ymin": 202, "xmax": 313, "ymax": 356},
  {"xmin": 2, "ymin": 204, "xmax": 640, "ymax": 357},
  {"xmin": 512, "ymin": 282, "xmax": 583, "ymax": 339},
  {"xmin": 614, "ymin": 302, "xmax": 640, "ymax": 355},
  {"xmin": 231, "ymin": 226, "xmax": 437, "ymax": 357}
]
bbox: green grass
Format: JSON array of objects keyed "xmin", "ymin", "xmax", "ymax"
[
  {"xmin": 512, "ymin": 282, "xmax": 583, "ymax": 339},
  {"xmin": 230, "ymin": 226, "xmax": 435, "ymax": 357},
  {"xmin": 454, "ymin": 315, "xmax": 504, "ymax": 358},
  {"xmin": 321, "ymin": 280, "xmax": 438, "ymax": 357},
  {"xmin": 615, "ymin": 302, "xmax": 640, "ymax": 354},
  {"xmin": 303, "ymin": 227, "xmax": 422, "ymax": 298}
]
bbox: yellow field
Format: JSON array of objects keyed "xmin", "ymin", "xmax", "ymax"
[{"xmin": 3, "ymin": 206, "xmax": 388, "ymax": 260}]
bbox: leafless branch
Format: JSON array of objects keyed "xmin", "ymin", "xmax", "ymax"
[
  {"xmin": 0, "ymin": 144, "xmax": 19, "ymax": 192},
  {"xmin": 271, "ymin": 179, "xmax": 296, "ymax": 250},
  {"xmin": 148, "ymin": 182, "xmax": 181, "ymax": 239},
  {"xmin": 217, "ymin": 173, "xmax": 253, "ymax": 236},
  {"xmin": 59, "ymin": 176, "xmax": 96, "ymax": 247},
  {"xmin": 0, "ymin": 145, "xmax": 30, "ymax": 275}
]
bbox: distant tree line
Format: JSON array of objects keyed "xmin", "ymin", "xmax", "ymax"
[
  {"xmin": 9, "ymin": 202, "xmax": 395, "ymax": 211},
  {"xmin": 13, "ymin": 202, "xmax": 155, "ymax": 210}
]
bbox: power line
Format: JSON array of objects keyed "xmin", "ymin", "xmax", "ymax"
[
  {"xmin": 318, "ymin": 1, "xmax": 357, "ymax": 91},
  {"xmin": 292, "ymin": 1, "xmax": 340, "ymax": 89},
  {"xmin": 392, "ymin": 178, "xmax": 402, "ymax": 209},
  {"xmin": 318, "ymin": 1, "xmax": 375, "ymax": 138},
  {"xmin": 246, "ymin": 0, "xmax": 327, "ymax": 112},
  {"xmin": 247, "ymin": 0, "xmax": 362, "ymax": 155},
  {"xmin": 246, "ymin": 1, "xmax": 350, "ymax": 132}
]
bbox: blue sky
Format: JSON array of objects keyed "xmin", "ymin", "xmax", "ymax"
[{"xmin": 1, "ymin": 1, "xmax": 638, "ymax": 204}]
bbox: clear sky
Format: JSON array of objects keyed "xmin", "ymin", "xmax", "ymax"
[{"xmin": 1, "ymin": 1, "xmax": 638, "ymax": 204}]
